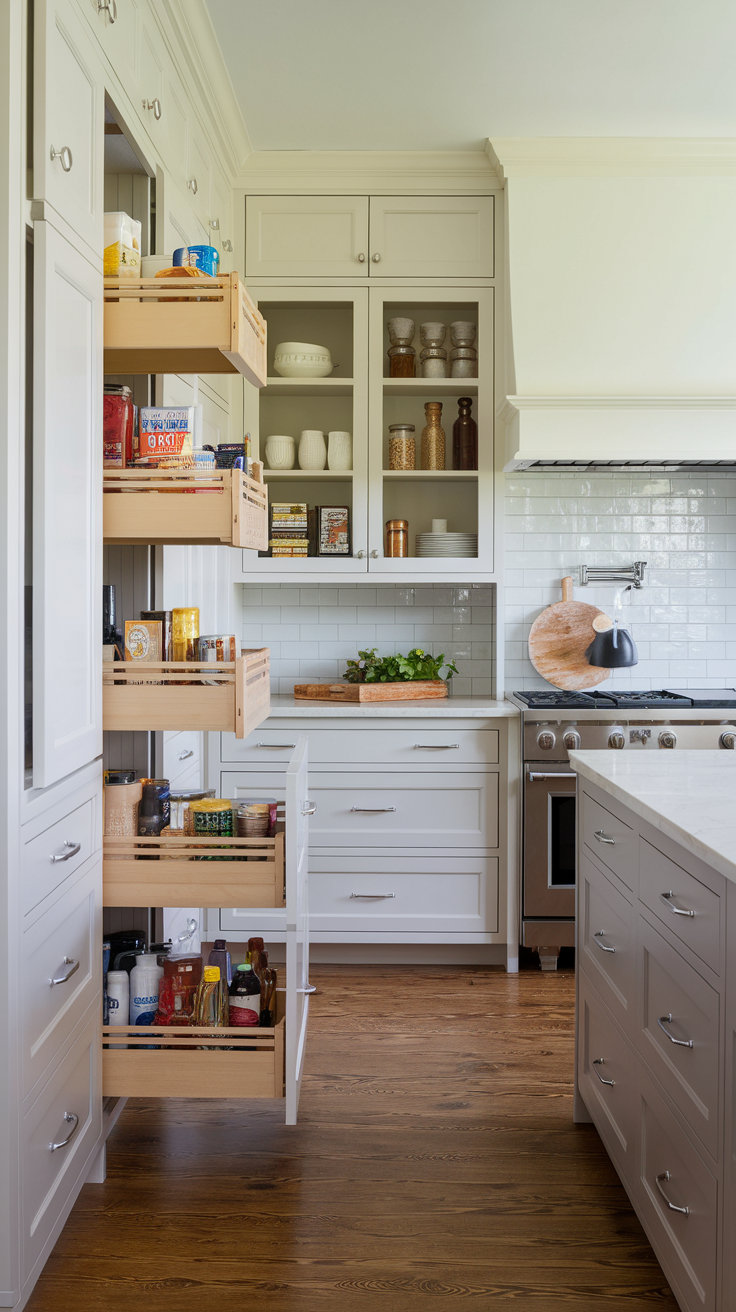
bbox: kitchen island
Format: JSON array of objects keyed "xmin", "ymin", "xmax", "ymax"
[{"xmin": 569, "ymin": 750, "xmax": 736, "ymax": 1312}]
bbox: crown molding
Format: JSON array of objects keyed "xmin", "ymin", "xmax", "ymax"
[
  {"xmin": 486, "ymin": 137, "xmax": 736, "ymax": 179},
  {"xmin": 161, "ymin": 0, "xmax": 253, "ymax": 176},
  {"xmin": 502, "ymin": 396, "xmax": 736, "ymax": 413},
  {"xmin": 234, "ymin": 150, "xmax": 502, "ymax": 194}
]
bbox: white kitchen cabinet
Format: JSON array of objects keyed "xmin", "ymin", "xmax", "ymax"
[
  {"xmin": 33, "ymin": 221, "xmax": 102, "ymax": 788},
  {"xmin": 368, "ymin": 196, "xmax": 494, "ymax": 279},
  {"xmin": 34, "ymin": 0, "xmax": 104, "ymax": 260},
  {"xmin": 85, "ymin": 0, "xmax": 140, "ymax": 97},
  {"xmin": 308, "ymin": 854, "xmax": 498, "ymax": 935},
  {"xmin": 138, "ymin": 7, "xmax": 166, "ymax": 153},
  {"xmin": 186, "ymin": 120, "xmax": 212, "ymax": 229},
  {"xmin": 246, "ymin": 196, "xmax": 370, "ymax": 279}
]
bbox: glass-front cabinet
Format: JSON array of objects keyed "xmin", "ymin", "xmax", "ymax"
[{"xmin": 240, "ymin": 284, "xmax": 494, "ymax": 580}]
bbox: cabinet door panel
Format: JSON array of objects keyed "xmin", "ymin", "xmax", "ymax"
[
  {"xmin": 33, "ymin": 224, "xmax": 102, "ymax": 786},
  {"xmin": 138, "ymin": 10, "xmax": 165, "ymax": 151},
  {"xmin": 246, "ymin": 197, "xmax": 369, "ymax": 278},
  {"xmin": 369, "ymin": 196, "xmax": 494, "ymax": 278},
  {"xmin": 35, "ymin": 0, "xmax": 103, "ymax": 257},
  {"xmin": 579, "ymin": 852, "xmax": 636, "ymax": 1031}
]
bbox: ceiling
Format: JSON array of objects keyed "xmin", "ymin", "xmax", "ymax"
[{"xmin": 205, "ymin": 0, "xmax": 736, "ymax": 153}]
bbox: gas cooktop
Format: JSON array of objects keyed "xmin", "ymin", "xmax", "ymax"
[{"xmin": 513, "ymin": 688, "xmax": 736, "ymax": 710}]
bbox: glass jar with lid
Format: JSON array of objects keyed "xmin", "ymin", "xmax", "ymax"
[
  {"xmin": 388, "ymin": 345, "xmax": 416, "ymax": 378},
  {"xmin": 388, "ymin": 423, "xmax": 416, "ymax": 471},
  {"xmin": 385, "ymin": 520, "xmax": 409, "ymax": 558}
]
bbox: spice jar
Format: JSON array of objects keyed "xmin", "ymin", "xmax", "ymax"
[
  {"xmin": 388, "ymin": 345, "xmax": 416, "ymax": 378},
  {"xmin": 388, "ymin": 423, "xmax": 416, "ymax": 471},
  {"xmin": 452, "ymin": 396, "xmax": 478, "ymax": 470},
  {"xmin": 172, "ymin": 607, "xmax": 200, "ymax": 661},
  {"xmin": 421, "ymin": 402, "xmax": 446, "ymax": 470},
  {"xmin": 386, "ymin": 519, "xmax": 409, "ymax": 558}
]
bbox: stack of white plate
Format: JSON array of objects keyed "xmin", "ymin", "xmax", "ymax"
[{"xmin": 416, "ymin": 532, "xmax": 478, "ymax": 558}]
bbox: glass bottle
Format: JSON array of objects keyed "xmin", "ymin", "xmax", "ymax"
[
  {"xmin": 452, "ymin": 397, "xmax": 478, "ymax": 470},
  {"xmin": 420, "ymin": 402, "xmax": 445, "ymax": 471},
  {"xmin": 172, "ymin": 606, "xmax": 199, "ymax": 661}
]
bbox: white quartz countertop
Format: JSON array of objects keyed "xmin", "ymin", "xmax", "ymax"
[
  {"xmin": 267, "ymin": 694, "xmax": 519, "ymax": 719},
  {"xmin": 569, "ymin": 750, "xmax": 736, "ymax": 883}
]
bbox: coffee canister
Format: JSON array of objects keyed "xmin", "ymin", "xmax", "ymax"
[
  {"xmin": 386, "ymin": 519, "xmax": 409, "ymax": 558},
  {"xmin": 104, "ymin": 776, "xmax": 143, "ymax": 836}
]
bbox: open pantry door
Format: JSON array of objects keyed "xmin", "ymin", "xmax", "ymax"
[{"xmin": 285, "ymin": 736, "xmax": 312, "ymax": 1125}]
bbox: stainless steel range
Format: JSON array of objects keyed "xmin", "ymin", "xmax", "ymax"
[{"xmin": 509, "ymin": 688, "xmax": 736, "ymax": 969}]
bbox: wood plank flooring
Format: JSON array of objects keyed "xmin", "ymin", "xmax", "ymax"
[{"xmin": 27, "ymin": 965, "xmax": 679, "ymax": 1311}]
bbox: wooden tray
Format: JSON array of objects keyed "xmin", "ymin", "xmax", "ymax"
[
  {"xmin": 102, "ymin": 1016, "xmax": 285, "ymax": 1099},
  {"xmin": 103, "ymin": 830, "xmax": 285, "ymax": 908},
  {"xmin": 103, "ymin": 465, "xmax": 268, "ymax": 551},
  {"xmin": 294, "ymin": 680, "xmax": 449, "ymax": 702},
  {"xmin": 103, "ymin": 649, "xmax": 270, "ymax": 738},
  {"xmin": 103, "ymin": 274, "xmax": 267, "ymax": 386}
]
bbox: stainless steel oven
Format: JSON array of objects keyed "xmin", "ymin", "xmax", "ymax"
[{"xmin": 523, "ymin": 764, "xmax": 577, "ymax": 918}]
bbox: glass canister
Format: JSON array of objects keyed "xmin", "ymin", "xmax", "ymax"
[
  {"xmin": 452, "ymin": 396, "xmax": 478, "ymax": 470},
  {"xmin": 104, "ymin": 775, "xmax": 142, "ymax": 836},
  {"xmin": 421, "ymin": 401, "xmax": 446, "ymax": 470},
  {"xmin": 388, "ymin": 423, "xmax": 416, "ymax": 470},
  {"xmin": 172, "ymin": 607, "xmax": 200, "ymax": 661},
  {"xmin": 103, "ymin": 384, "xmax": 134, "ymax": 468},
  {"xmin": 386, "ymin": 520, "xmax": 409, "ymax": 558},
  {"xmin": 450, "ymin": 347, "xmax": 477, "ymax": 379},
  {"xmin": 169, "ymin": 788, "xmax": 216, "ymax": 833},
  {"xmin": 419, "ymin": 346, "xmax": 447, "ymax": 379},
  {"xmin": 388, "ymin": 345, "xmax": 416, "ymax": 378}
]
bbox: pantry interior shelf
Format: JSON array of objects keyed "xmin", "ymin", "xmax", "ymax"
[
  {"xmin": 382, "ymin": 378, "xmax": 478, "ymax": 396},
  {"xmin": 103, "ymin": 465, "xmax": 268, "ymax": 549},
  {"xmin": 103, "ymin": 275, "xmax": 267, "ymax": 385},
  {"xmin": 102, "ymin": 831, "xmax": 285, "ymax": 908},
  {"xmin": 382, "ymin": 469, "xmax": 479, "ymax": 482},
  {"xmin": 102, "ymin": 649, "xmax": 270, "ymax": 739},
  {"xmin": 265, "ymin": 377, "xmax": 354, "ymax": 397},
  {"xmin": 263, "ymin": 469, "xmax": 353, "ymax": 480}
]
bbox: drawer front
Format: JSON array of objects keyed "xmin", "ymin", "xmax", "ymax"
[
  {"xmin": 23, "ymin": 856, "xmax": 101, "ymax": 1098},
  {"xmin": 163, "ymin": 730, "xmax": 202, "ymax": 787},
  {"xmin": 638, "ymin": 1067, "xmax": 718, "ymax": 1312},
  {"xmin": 222, "ymin": 771, "xmax": 498, "ymax": 849},
  {"xmin": 638, "ymin": 917, "xmax": 720, "ymax": 1161},
  {"xmin": 23, "ymin": 1009, "xmax": 101, "ymax": 1279},
  {"xmin": 580, "ymin": 790, "xmax": 636, "ymax": 890},
  {"xmin": 578, "ymin": 976, "xmax": 638, "ymax": 1177},
  {"xmin": 23, "ymin": 795, "xmax": 98, "ymax": 916},
  {"xmin": 639, "ymin": 838, "xmax": 721, "ymax": 973},
  {"xmin": 579, "ymin": 852, "xmax": 636, "ymax": 1030},
  {"xmin": 219, "ymin": 726, "xmax": 499, "ymax": 768},
  {"xmin": 307, "ymin": 855, "xmax": 498, "ymax": 934}
]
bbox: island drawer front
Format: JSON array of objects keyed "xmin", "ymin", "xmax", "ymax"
[
  {"xmin": 578, "ymin": 976, "xmax": 638, "ymax": 1176},
  {"xmin": 307, "ymin": 855, "xmax": 499, "ymax": 935},
  {"xmin": 579, "ymin": 852, "xmax": 636, "ymax": 1031},
  {"xmin": 221, "ymin": 771, "xmax": 498, "ymax": 849},
  {"xmin": 219, "ymin": 727, "xmax": 499, "ymax": 768},
  {"xmin": 580, "ymin": 790, "xmax": 636, "ymax": 891},
  {"xmin": 639, "ymin": 837, "xmax": 721, "ymax": 974},
  {"xmin": 637, "ymin": 916, "xmax": 720, "ymax": 1163},
  {"xmin": 637, "ymin": 1066, "xmax": 718, "ymax": 1312}
]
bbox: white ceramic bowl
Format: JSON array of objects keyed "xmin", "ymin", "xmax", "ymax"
[{"xmin": 273, "ymin": 341, "xmax": 333, "ymax": 378}]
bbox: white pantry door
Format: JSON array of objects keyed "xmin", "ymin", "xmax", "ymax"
[
  {"xmin": 33, "ymin": 222, "xmax": 102, "ymax": 787},
  {"xmin": 285, "ymin": 736, "xmax": 311, "ymax": 1125}
]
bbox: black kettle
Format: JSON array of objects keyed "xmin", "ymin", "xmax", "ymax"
[{"xmin": 586, "ymin": 620, "xmax": 638, "ymax": 669}]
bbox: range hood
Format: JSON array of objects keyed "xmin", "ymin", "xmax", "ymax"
[{"xmin": 488, "ymin": 138, "xmax": 736, "ymax": 471}]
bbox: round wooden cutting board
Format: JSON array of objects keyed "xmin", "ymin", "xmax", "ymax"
[{"xmin": 528, "ymin": 577, "xmax": 612, "ymax": 690}]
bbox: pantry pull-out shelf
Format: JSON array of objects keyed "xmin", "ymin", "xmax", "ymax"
[{"xmin": 103, "ymin": 465, "xmax": 268, "ymax": 551}]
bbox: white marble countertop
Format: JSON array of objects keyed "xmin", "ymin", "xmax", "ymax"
[
  {"xmin": 569, "ymin": 750, "xmax": 736, "ymax": 883},
  {"xmin": 267, "ymin": 694, "xmax": 519, "ymax": 719}
]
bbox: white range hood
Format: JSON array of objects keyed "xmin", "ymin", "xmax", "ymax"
[{"xmin": 487, "ymin": 138, "xmax": 736, "ymax": 471}]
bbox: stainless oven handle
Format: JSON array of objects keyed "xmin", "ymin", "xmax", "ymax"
[{"xmin": 528, "ymin": 772, "xmax": 577, "ymax": 781}]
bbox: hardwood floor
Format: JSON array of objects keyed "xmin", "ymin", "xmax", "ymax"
[{"xmin": 27, "ymin": 965, "xmax": 678, "ymax": 1310}]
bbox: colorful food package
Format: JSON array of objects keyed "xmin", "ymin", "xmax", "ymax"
[
  {"xmin": 103, "ymin": 212, "xmax": 141, "ymax": 278},
  {"xmin": 138, "ymin": 407, "xmax": 195, "ymax": 463}
]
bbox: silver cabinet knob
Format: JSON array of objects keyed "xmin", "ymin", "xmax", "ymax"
[
  {"xmin": 355, "ymin": 549, "xmax": 365, "ymax": 559},
  {"xmin": 608, "ymin": 730, "xmax": 625, "ymax": 749},
  {"xmin": 209, "ymin": 217, "xmax": 220, "ymax": 230},
  {"xmin": 357, "ymin": 253, "xmax": 366, "ymax": 263},
  {"xmin": 536, "ymin": 730, "xmax": 555, "ymax": 751},
  {"xmin": 222, "ymin": 238, "xmax": 233, "ymax": 252},
  {"xmin": 371, "ymin": 253, "xmax": 381, "ymax": 263},
  {"xmin": 187, "ymin": 177, "xmax": 198, "ymax": 194},
  {"xmin": 370, "ymin": 549, "xmax": 380, "ymax": 558},
  {"xmin": 143, "ymin": 98, "xmax": 162, "ymax": 120},
  {"xmin": 50, "ymin": 145, "xmax": 73, "ymax": 172},
  {"xmin": 658, "ymin": 730, "xmax": 677, "ymax": 749},
  {"xmin": 720, "ymin": 730, "xmax": 736, "ymax": 750},
  {"xmin": 563, "ymin": 730, "xmax": 580, "ymax": 751},
  {"xmin": 97, "ymin": 0, "xmax": 117, "ymax": 18}
]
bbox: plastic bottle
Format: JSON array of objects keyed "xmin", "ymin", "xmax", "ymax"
[
  {"xmin": 208, "ymin": 938, "xmax": 232, "ymax": 986},
  {"xmin": 229, "ymin": 963, "xmax": 262, "ymax": 1027},
  {"xmin": 194, "ymin": 965, "xmax": 230, "ymax": 1048},
  {"xmin": 129, "ymin": 954, "xmax": 164, "ymax": 1026},
  {"xmin": 106, "ymin": 970, "xmax": 129, "ymax": 1048}
]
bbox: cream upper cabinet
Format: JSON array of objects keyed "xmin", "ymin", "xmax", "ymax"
[
  {"xmin": 85, "ymin": 0, "xmax": 140, "ymax": 96},
  {"xmin": 34, "ymin": 0, "xmax": 104, "ymax": 259},
  {"xmin": 138, "ymin": 7, "xmax": 166, "ymax": 149},
  {"xmin": 246, "ymin": 197, "xmax": 370, "ymax": 278},
  {"xmin": 369, "ymin": 197, "xmax": 494, "ymax": 278}
]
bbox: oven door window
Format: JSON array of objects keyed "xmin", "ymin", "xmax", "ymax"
[{"xmin": 549, "ymin": 792, "xmax": 575, "ymax": 887}]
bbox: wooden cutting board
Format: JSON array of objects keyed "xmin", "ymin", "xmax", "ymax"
[
  {"xmin": 294, "ymin": 681, "xmax": 449, "ymax": 703},
  {"xmin": 528, "ymin": 577, "xmax": 611, "ymax": 690}
]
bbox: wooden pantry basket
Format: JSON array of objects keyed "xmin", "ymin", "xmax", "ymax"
[
  {"xmin": 103, "ymin": 274, "xmax": 267, "ymax": 386},
  {"xmin": 103, "ymin": 829, "xmax": 285, "ymax": 909},
  {"xmin": 102, "ymin": 648, "xmax": 270, "ymax": 738},
  {"xmin": 103, "ymin": 464, "xmax": 268, "ymax": 551}
]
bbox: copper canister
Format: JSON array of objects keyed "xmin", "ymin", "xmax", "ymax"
[{"xmin": 386, "ymin": 519, "xmax": 409, "ymax": 558}]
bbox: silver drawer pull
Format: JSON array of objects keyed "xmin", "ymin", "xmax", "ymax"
[
  {"xmin": 256, "ymin": 742, "xmax": 296, "ymax": 749},
  {"xmin": 350, "ymin": 807, "xmax": 396, "ymax": 813},
  {"xmin": 657, "ymin": 1013, "xmax": 694, "ymax": 1049},
  {"xmin": 177, "ymin": 749, "xmax": 194, "ymax": 761},
  {"xmin": 592, "ymin": 1058, "xmax": 614, "ymax": 1087},
  {"xmin": 50, "ymin": 144, "xmax": 73, "ymax": 172},
  {"xmin": 413, "ymin": 743, "xmax": 459, "ymax": 750},
  {"xmin": 529, "ymin": 772, "xmax": 577, "ymax": 781},
  {"xmin": 49, "ymin": 1112, "xmax": 79, "ymax": 1153},
  {"xmin": 594, "ymin": 931, "xmax": 615, "ymax": 954},
  {"xmin": 655, "ymin": 1170, "xmax": 689, "ymax": 1216},
  {"xmin": 49, "ymin": 957, "xmax": 79, "ymax": 987},
  {"xmin": 660, "ymin": 890, "xmax": 694, "ymax": 918},
  {"xmin": 50, "ymin": 840, "xmax": 81, "ymax": 864},
  {"xmin": 351, "ymin": 892, "xmax": 396, "ymax": 900},
  {"xmin": 301, "ymin": 801, "xmax": 317, "ymax": 816},
  {"xmin": 594, "ymin": 830, "xmax": 616, "ymax": 846}
]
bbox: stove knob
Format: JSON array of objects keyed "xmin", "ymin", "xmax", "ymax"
[
  {"xmin": 658, "ymin": 730, "xmax": 677, "ymax": 749},
  {"xmin": 720, "ymin": 730, "xmax": 736, "ymax": 750},
  {"xmin": 563, "ymin": 730, "xmax": 581, "ymax": 751},
  {"xmin": 608, "ymin": 731, "xmax": 625, "ymax": 750},
  {"xmin": 536, "ymin": 730, "xmax": 556, "ymax": 751}
]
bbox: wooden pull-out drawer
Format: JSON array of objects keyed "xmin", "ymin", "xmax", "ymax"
[
  {"xmin": 639, "ymin": 838, "xmax": 722, "ymax": 974},
  {"xmin": 580, "ymin": 790, "xmax": 636, "ymax": 890},
  {"xmin": 638, "ymin": 916, "xmax": 720, "ymax": 1163},
  {"xmin": 578, "ymin": 975, "xmax": 638, "ymax": 1178},
  {"xmin": 579, "ymin": 851, "xmax": 636, "ymax": 1032}
]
